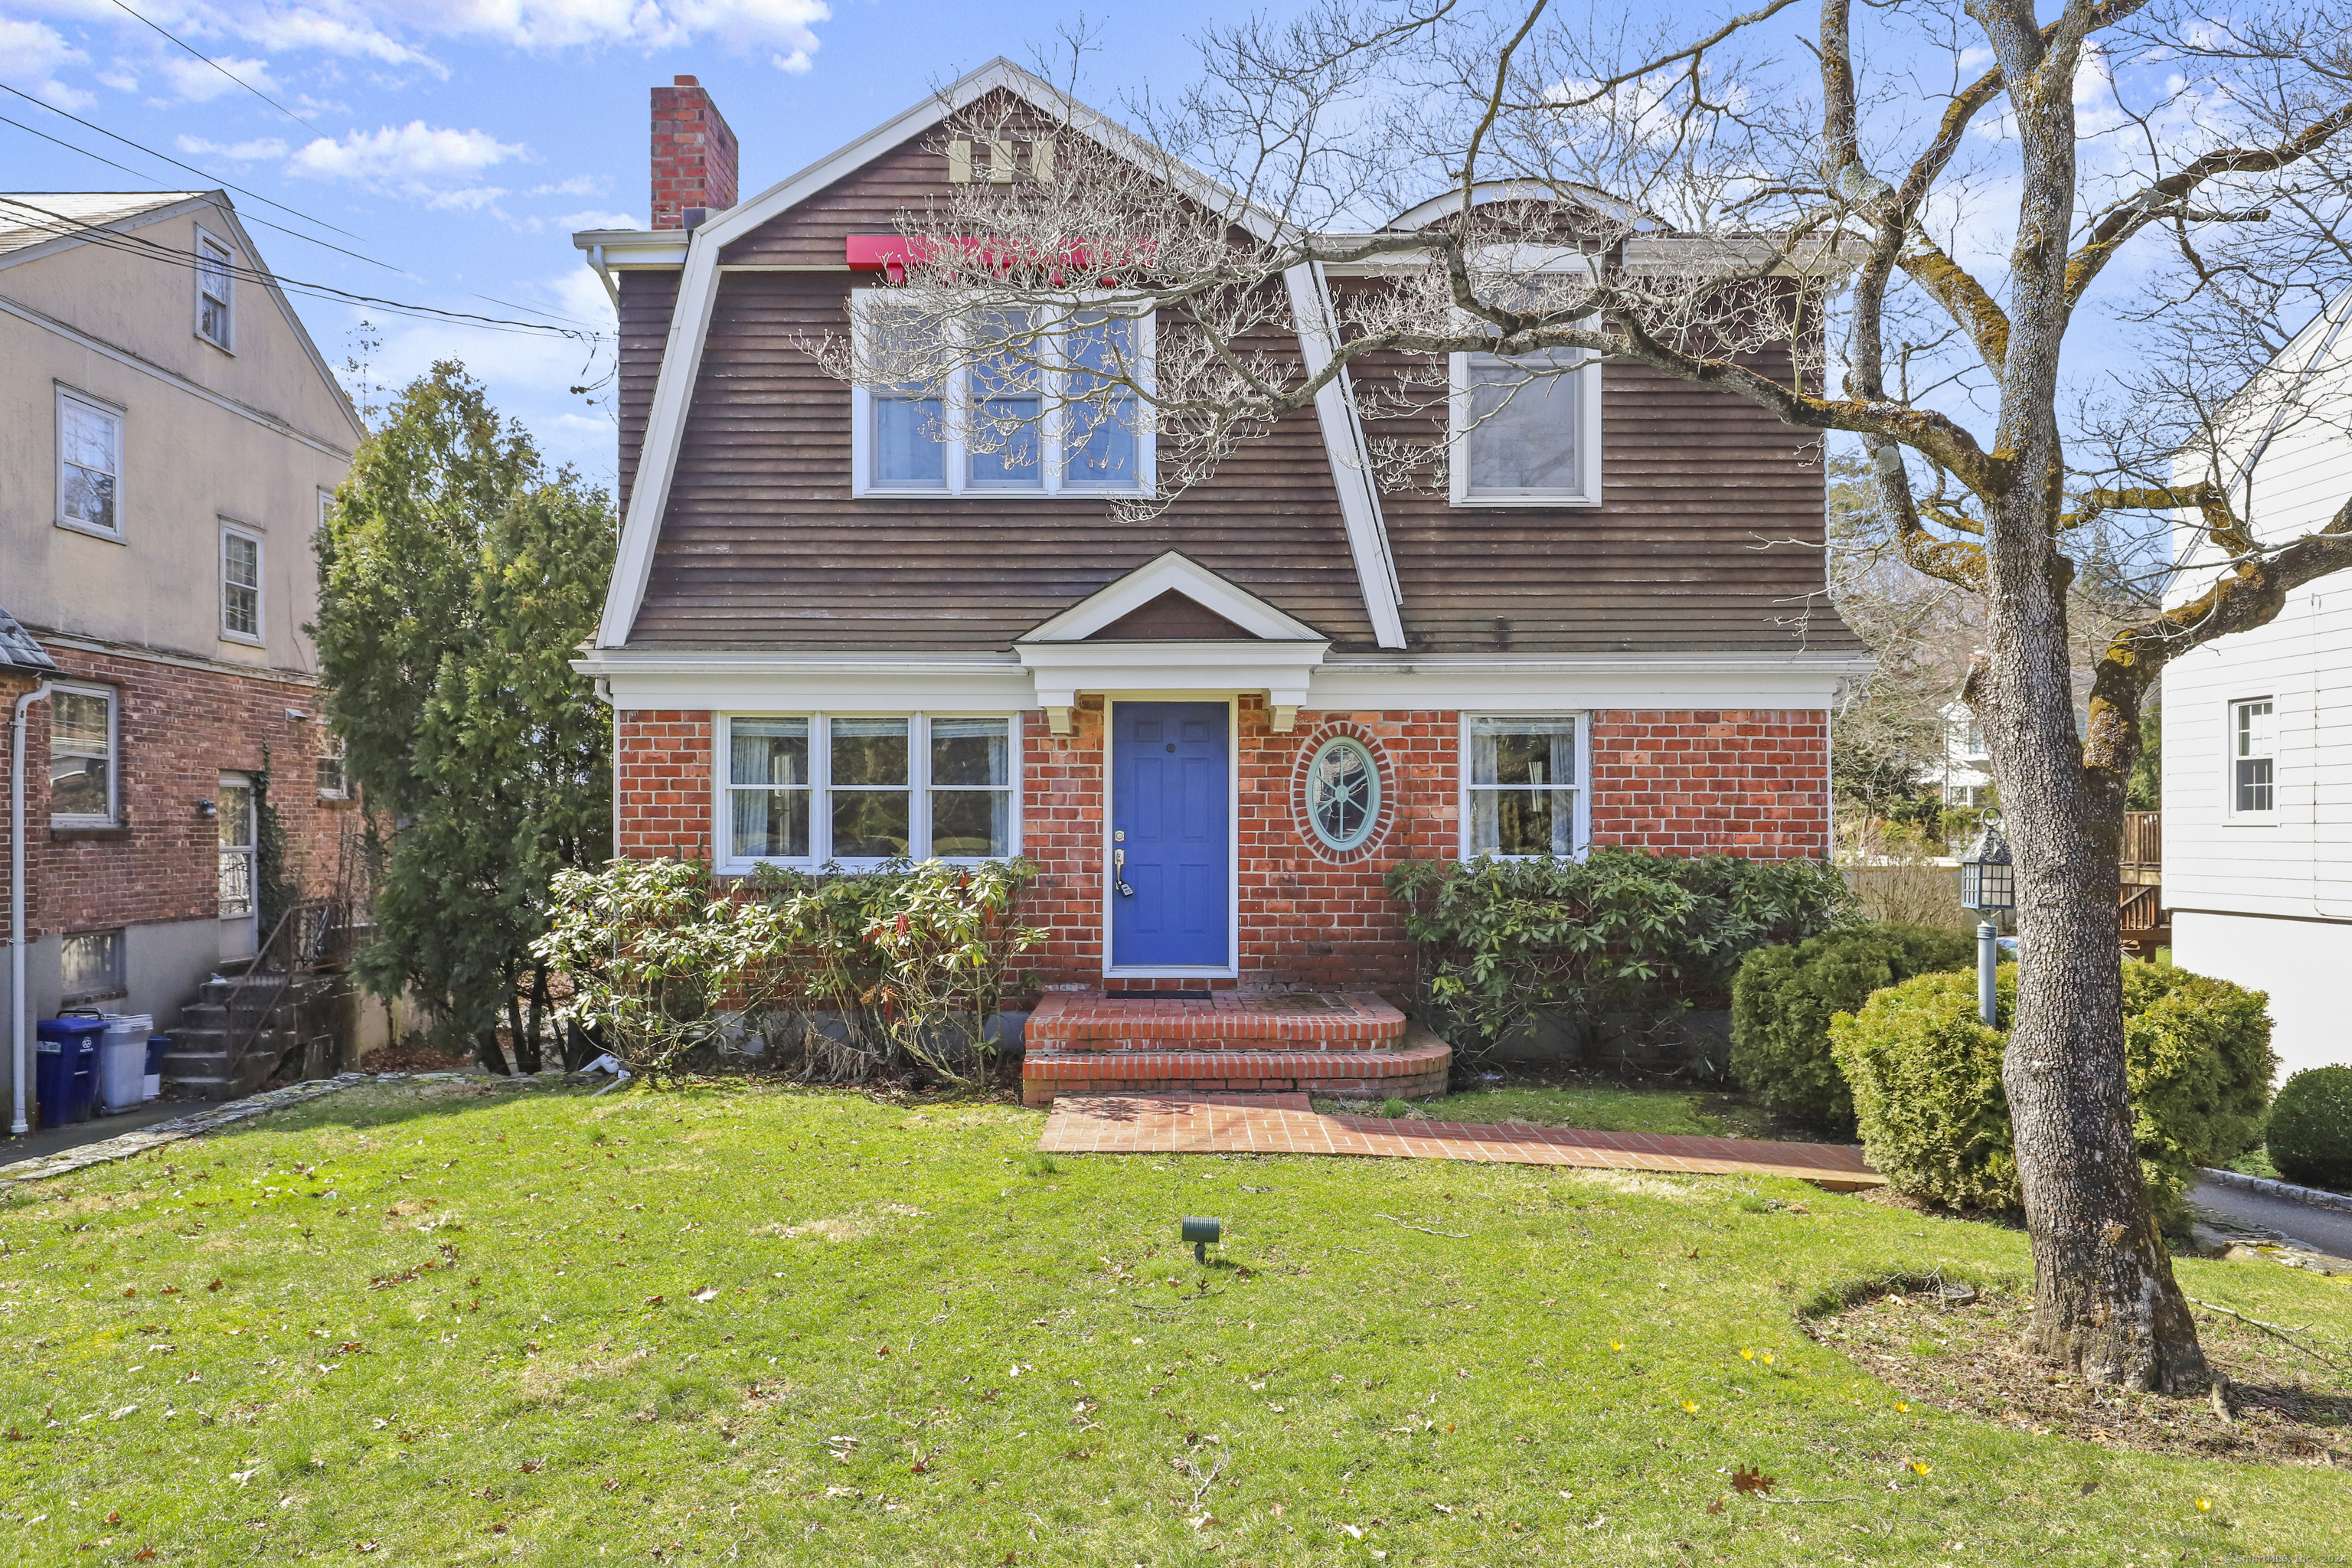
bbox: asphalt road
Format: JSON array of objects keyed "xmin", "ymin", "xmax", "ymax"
[{"xmin": 2189, "ymin": 1178, "xmax": 2352, "ymax": 1269}]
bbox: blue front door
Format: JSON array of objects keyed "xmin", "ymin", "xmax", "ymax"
[{"xmin": 1111, "ymin": 702, "xmax": 1230, "ymax": 969}]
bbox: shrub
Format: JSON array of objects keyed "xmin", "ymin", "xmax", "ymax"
[
  {"xmin": 1830, "ymin": 961, "xmax": 2275, "ymax": 1214},
  {"xmin": 1730, "ymin": 924, "xmax": 1975, "ymax": 1129},
  {"xmin": 533, "ymin": 856, "xmax": 1043, "ymax": 1083},
  {"xmin": 1387, "ymin": 849, "xmax": 1858, "ymax": 1060},
  {"xmin": 2266, "ymin": 1066, "xmax": 2352, "ymax": 1191}
]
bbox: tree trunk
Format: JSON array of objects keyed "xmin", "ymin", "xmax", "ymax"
[
  {"xmin": 520, "ymin": 965, "xmax": 550, "ymax": 1076},
  {"xmin": 475, "ymin": 1027, "xmax": 510, "ymax": 1076},
  {"xmin": 1971, "ymin": 12, "xmax": 2207, "ymax": 1392}
]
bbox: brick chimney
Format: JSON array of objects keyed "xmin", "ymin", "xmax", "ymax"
[{"xmin": 650, "ymin": 75, "xmax": 738, "ymax": 230}]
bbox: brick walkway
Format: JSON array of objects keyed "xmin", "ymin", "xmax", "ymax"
[{"xmin": 1036, "ymin": 1093, "xmax": 1885, "ymax": 1191}]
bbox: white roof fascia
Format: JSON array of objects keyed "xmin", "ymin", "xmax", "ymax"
[
  {"xmin": 571, "ymin": 229, "xmax": 692, "ymax": 268},
  {"xmin": 597, "ymin": 216, "xmax": 726, "ymax": 647},
  {"xmin": 1385, "ymin": 180, "xmax": 1662, "ymax": 234},
  {"xmin": 1018, "ymin": 550, "xmax": 1328, "ymax": 643},
  {"xmin": 600, "ymin": 57, "xmax": 1296, "ymax": 649},
  {"xmin": 1283, "ymin": 260, "xmax": 1404, "ymax": 648}
]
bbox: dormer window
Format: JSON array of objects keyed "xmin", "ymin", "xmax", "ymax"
[
  {"xmin": 851, "ymin": 292, "xmax": 1153, "ymax": 498},
  {"xmin": 196, "ymin": 227, "xmax": 234, "ymax": 351}
]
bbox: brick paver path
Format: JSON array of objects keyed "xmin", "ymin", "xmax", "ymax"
[{"xmin": 1037, "ymin": 1093, "xmax": 1885, "ymax": 1191}]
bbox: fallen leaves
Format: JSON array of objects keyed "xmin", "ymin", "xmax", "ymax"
[{"xmin": 1730, "ymin": 1464, "xmax": 1774, "ymax": 1496}]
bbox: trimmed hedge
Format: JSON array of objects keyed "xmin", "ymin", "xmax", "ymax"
[
  {"xmin": 1829, "ymin": 961, "xmax": 2275, "ymax": 1214},
  {"xmin": 2267, "ymin": 1065, "xmax": 2352, "ymax": 1191},
  {"xmin": 1729, "ymin": 924, "xmax": 1975, "ymax": 1129}
]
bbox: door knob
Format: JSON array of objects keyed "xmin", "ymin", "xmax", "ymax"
[{"xmin": 1114, "ymin": 847, "xmax": 1133, "ymax": 897}]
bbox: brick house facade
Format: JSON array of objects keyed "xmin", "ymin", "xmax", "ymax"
[
  {"xmin": 3, "ymin": 191, "xmax": 364, "ymax": 1129},
  {"xmin": 576, "ymin": 64, "xmax": 1860, "ymax": 1008}
]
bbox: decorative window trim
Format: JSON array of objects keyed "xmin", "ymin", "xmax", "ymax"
[
  {"xmin": 219, "ymin": 520, "xmax": 264, "ymax": 645},
  {"xmin": 55, "ymin": 384, "xmax": 126, "ymax": 542},
  {"xmin": 848, "ymin": 289, "xmax": 1157, "ymax": 499},
  {"xmin": 2227, "ymin": 695, "xmax": 2276, "ymax": 821},
  {"xmin": 1290, "ymin": 723, "xmax": 1396, "ymax": 864},
  {"xmin": 712, "ymin": 711, "xmax": 1024, "ymax": 875},
  {"xmin": 195, "ymin": 224, "xmax": 236, "ymax": 352},
  {"xmin": 47, "ymin": 681, "xmax": 119, "ymax": 827},
  {"xmin": 1459, "ymin": 711, "xmax": 1591, "ymax": 859}
]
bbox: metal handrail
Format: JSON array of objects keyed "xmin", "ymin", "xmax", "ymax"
[{"xmin": 220, "ymin": 897, "xmax": 336, "ymax": 1067}]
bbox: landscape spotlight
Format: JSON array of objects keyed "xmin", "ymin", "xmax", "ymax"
[{"xmin": 1181, "ymin": 1217, "xmax": 1222, "ymax": 1266}]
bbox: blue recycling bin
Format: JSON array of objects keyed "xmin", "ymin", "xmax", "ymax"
[{"xmin": 36, "ymin": 1016, "xmax": 107, "ymax": 1127}]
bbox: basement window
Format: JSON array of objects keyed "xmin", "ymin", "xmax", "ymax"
[{"xmin": 60, "ymin": 929, "xmax": 126, "ymax": 1003}]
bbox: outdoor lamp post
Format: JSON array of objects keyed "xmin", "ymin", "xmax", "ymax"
[{"xmin": 1957, "ymin": 815, "xmax": 2014, "ymax": 1028}]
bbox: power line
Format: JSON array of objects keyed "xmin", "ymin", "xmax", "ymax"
[
  {"xmin": 0, "ymin": 197, "xmax": 604, "ymax": 341},
  {"xmin": 0, "ymin": 111, "xmax": 403, "ymax": 275},
  {"xmin": 0, "ymin": 81, "xmax": 363, "ymax": 243},
  {"xmin": 106, "ymin": 0, "xmax": 328, "ymax": 138}
]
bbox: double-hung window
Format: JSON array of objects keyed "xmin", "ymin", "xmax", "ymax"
[
  {"xmin": 316, "ymin": 732, "xmax": 350, "ymax": 799},
  {"xmin": 57, "ymin": 387, "xmax": 123, "ymax": 539},
  {"xmin": 1465, "ymin": 714, "xmax": 1586, "ymax": 858},
  {"xmin": 1449, "ymin": 253, "xmax": 1602, "ymax": 507},
  {"xmin": 851, "ymin": 292, "xmax": 1153, "ymax": 496},
  {"xmin": 197, "ymin": 227, "xmax": 234, "ymax": 349},
  {"xmin": 220, "ymin": 523, "xmax": 263, "ymax": 642},
  {"xmin": 49, "ymin": 684, "xmax": 117, "ymax": 825},
  {"xmin": 719, "ymin": 714, "xmax": 1017, "ymax": 871},
  {"xmin": 2231, "ymin": 697, "xmax": 2275, "ymax": 816}
]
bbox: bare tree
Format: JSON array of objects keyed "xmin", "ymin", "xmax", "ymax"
[{"xmin": 818, "ymin": 1, "xmax": 2352, "ymax": 1390}]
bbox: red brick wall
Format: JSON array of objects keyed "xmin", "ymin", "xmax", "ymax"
[
  {"xmin": 0, "ymin": 646, "xmax": 354, "ymax": 945},
  {"xmin": 616, "ymin": 709, "xmax": 714, "ymax": 860},
  {"xmin": 606, "ymin": 701, "xmax": 1830, "ymax": 991},
  {"xmin": 1588, "ymin": 709, "xmax": 1831, "ymax": 858}
]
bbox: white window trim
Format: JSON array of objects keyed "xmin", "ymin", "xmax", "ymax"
[
  {"xmin": 848, "ymin": 289, "xmax": 1158, "ymax": 500},
  {"xmin": 218, "ymin": 772, "xmax": 256, "ymax": 920},
  {"xmin": 195, "ymin": 224, "xmax": 235, "ymax": 353},
  {"xmin": 1458, "ymin": 711, "xmax": 1592, "ymax": 859},
  {"xmin": 59, "ymin": 928, "xmax": 127, "ymax": 1003},
  {"xmin": 54, "ymin": 384, "xmax": 126, "ymax": 543},
  {"xmin": 1305, "ymin": 734, "xmax": 1382, "ymax": 851},
  {"xmin": 316, "ymin": 731, "xmax": 350, "ymax": 801},
  {"xmin": 1446, "ymin": 250, "xmax": 1603, "ymax": 508},
  {"xmin": 712, "ymin": 711, "xmax": 1024, "ymax": 876},
  {"xmin": 2226, "ymin": 694, "xmax": 2277, "ymax": 823},
  {"xmin": 219, "ymin": 520, "xmax": 265, "ymax": 646},
  {"xmin": 48, "ymin": 681, "xmax": 119, "ymax": 827}
]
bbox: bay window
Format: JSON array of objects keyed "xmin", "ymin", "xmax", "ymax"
[
  {"xmin": 720, "ymin": 714, "xmax": 1017, "ymax": 871},
  {"xmin": 851, "ymin": 292, "xmax": 1152, "ymax": 497}
]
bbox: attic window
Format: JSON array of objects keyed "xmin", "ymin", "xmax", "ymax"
[
  {"xmin": 1448, "ymin": 253, "xmax": 1602, "ymax": 508},
  {"xmin": 196, "ymin": 227, "xmax": 234, "ymax": 350}
]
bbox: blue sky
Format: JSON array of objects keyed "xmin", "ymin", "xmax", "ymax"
[{"xmin": 0, "ymin": 2, "xmax": 1227, "ymax": 486}]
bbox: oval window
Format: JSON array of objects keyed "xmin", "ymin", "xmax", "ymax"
[{"xmin": 1306, "ymin": 737, "xmax": 1380, "ymax": 851}]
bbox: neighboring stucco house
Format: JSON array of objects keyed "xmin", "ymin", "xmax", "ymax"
[
  {"xmin": 570, "ymin": 64, "xmax": 1869, "ymax": 1099},
  {"xmin": 1, "ymin": 192, "xmax": 364, "ymax": 1129},
  {"xmin": 2163, "ymin": 288, "xmax": 2352, "ymax": 1080}
]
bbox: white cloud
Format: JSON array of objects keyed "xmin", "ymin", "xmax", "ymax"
[
  {"xmin": 0, "ymin": 17, "xmax": 91, "ymax": 108},
  {"xmin": 177, "ymin": 133, "xmax": 291, "ymax": 162},
  {"xmin": 555, "ymin": 207, "xmax": 641, "ymax": 230},
  {"xmin": 158, "ymin": 52, "xmax": 280, "ymax": 104},
  {"xmin": 96, "ymin": 66, "xmax": 139, "ymax": 93},
  {"xmin": 288, "ymin": 121, "xmax": 532, "ymax": 192},
  {"xmin": 528, "ymin": 175, "xmax": 603, "ymax": 197}
]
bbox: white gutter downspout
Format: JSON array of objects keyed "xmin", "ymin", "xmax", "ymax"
[
  {"xmin": 11, "ymin": 680, "xmax": 55, "ymax": 1135},
  {"xmin": 589, "ymin": 244, "xmax": 620, "ymax": 311}
]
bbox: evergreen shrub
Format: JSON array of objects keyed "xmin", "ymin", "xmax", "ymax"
[
  {"xmin": 1829, "ymin": 961, "xmax": 2275, "ymax": 1215},
  {"xmin": 2266, "ymin": 1065, "xmax": 2352, "ymax": 1191},
  {"xmin": 1729, "ymin": 923, "xmax": 1975, "ymax": 1129}
]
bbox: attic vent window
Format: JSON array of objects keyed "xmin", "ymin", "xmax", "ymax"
[{"xmin": 196, "ymin": 227, "xmax": 234, "ymax": 350}]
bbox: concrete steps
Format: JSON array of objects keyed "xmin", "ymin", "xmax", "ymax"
[{"xmin": 159, "ymin": 972, "xmax": 342, "ymax": 1100}]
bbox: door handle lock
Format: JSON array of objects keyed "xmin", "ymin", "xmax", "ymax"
[{"xmin": 1114, "ymin": 847, "xmax": 1134, "ymax": 898}]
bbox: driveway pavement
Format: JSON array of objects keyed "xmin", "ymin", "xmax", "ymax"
[
  {"xmin": 2189, "ymin": 1177, "xmax": 2352, "ymax": 1270},
  {"xmin": 1, "ymin": 1100, "xmax": 230, "ymax": 1167}
]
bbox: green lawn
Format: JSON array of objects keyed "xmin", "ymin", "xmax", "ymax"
[{"xmin": 3, "ymin": 1076, "xmax": 2349, "ymax": 1565}]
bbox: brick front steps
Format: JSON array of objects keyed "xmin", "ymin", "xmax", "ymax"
[{"xmin": 1019, "ymin": 990, "xmax": 1446, "ymax": 1106}]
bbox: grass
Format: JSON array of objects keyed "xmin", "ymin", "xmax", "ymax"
[{"xmin": 3, "ymin": 1075, "xmax": 2350, "ymax": 1565}]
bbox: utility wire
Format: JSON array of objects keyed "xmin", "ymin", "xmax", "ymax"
[
  {"xmin": 0, "ymin": 80, "xmax": 363, "ymax": 242},
  {"xmin": 0, "ymin": 197, "xmax": 603, "ymax": 340},
  {"xmin": 106, "ymin": 0, "xmax": 328, "ymax": 138},
  {"xmin": 0, "ymin": 111, "xmax": 403, "ymax": 275}
]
